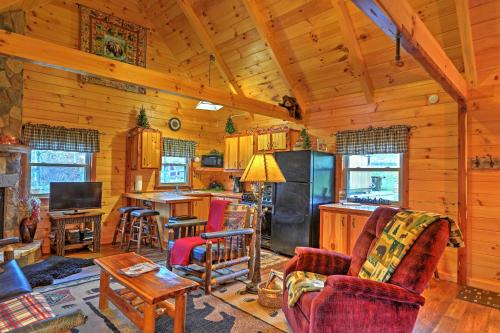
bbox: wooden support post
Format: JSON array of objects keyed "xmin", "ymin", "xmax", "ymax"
[
  {"xmin": 455, "ymin": 0, "xmax": 478, "ymax": 87},
  {"xmin": 457, "ymin": 102, "xmax": 468, "ymax": 285}
]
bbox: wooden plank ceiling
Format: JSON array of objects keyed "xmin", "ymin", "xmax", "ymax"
[{"xmin": 5, "ymin": 0, "xmax": 466, "ymax": 113}]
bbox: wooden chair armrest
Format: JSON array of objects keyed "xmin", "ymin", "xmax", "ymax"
[
  {"xmin": 164, "ymin": 219, "xmax": 208, "ymax": 229},
  {"xmin": 201, "ymin": 228, "xmax": 254, "ymax": 240}
]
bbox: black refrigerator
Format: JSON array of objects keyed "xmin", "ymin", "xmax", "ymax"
[{"xmin": 271, "ymin": 150, "xmax": 335, "ymax": 256}]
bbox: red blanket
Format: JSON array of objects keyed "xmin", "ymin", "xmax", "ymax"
[{"xmin": 169, "ymin": 200, "xmax": 230, "ymax": 266}]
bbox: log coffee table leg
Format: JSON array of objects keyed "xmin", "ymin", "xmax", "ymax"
[
  {"xmin": 143, "ymin": 303, "xmax": 156, "ymax": 333},
  {"xmin": 99, "ymin": 271, "xmax": 110, "ymax": 310},
  {"xmin": 174, "ymin": 293, "xmax": 187, "ymax": 333}
]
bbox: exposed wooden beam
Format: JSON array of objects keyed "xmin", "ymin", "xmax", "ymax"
[
  {"xmin": 242, "ymin": 0, "xmax": 309, "ymax": 114},
  {"xmin": 175, "ymin": 0, "xmax": 244, "ymax": 95},
  {"xmin": 21, "ymin": 0, "xmax": 55, "ymax": 11},
  {"xmin": 0, "ymin": 0, "xmax": 22, "ymax": 11},
  {"xmin": 331, "ymin": 0, "xmax": 373, "ymax": 103},
  {"xmin": 455, "ymin": 0, "xmax": 477, "ymax": 87},
  {"xmin": 0, "ymin": 29, "xmax": 291, "ymax": 120},
  {"xmin": 352, "ymin": 0, "xmax": 468, "ymax": 103}
]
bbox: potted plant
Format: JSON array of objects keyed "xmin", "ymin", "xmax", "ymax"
[{"xmin": 19, "ymin": 196, "xmax": 42, "ymax": 243}]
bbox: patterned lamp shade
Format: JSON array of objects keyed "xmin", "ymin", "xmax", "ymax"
[{"xmin": 240, "ymin": 153, "xmax": 286, "ymax": 183}]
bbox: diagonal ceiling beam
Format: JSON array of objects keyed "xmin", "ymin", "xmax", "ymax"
[
  {"xmin": 331, "ymin": 0, "xmax": 373, "ymax": 103},
  {"xmin": 352, "ymin": 0, "xmax": 468, "ymax": 103},
  {"xmin": 0, "ymin": 0, "xmax": 22, "ymax": 11},
  {"xmin": 175, "ymin": 0, "xmax": 244, "ymax": 95},
  {"xmin": 455, "ymin": 0, "xmax": 477, "ymax": 88},
  {"xmin": 242, "ymin": 0, "xmax": 309, "ymax": 114},
  {"xmin": 0, "ymin": 29, "xmax": 291, "ymax": 120}
]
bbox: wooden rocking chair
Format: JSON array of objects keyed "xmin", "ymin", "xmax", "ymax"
[{"xmin": 165, "ymin": 204, "xmax": 256, "ymax": 294}]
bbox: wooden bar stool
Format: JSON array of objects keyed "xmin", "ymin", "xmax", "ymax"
[
  {"xmin": 127, "ymin": 209, "xmax": 162, "ymax": 254},
  {"xmin": 112, "ymin": 206, "xmax": 142, "ymax": 249}
]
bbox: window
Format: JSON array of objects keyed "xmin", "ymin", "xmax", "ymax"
[
  {"xmin": 159, "ymin": 156, "xmax": 190, "ymax": 186},
  {"xmin": 344, "ymin": 153, "xmax": 403, "ymax": 205},
  {"xmin": 30, "ymin": 149, "xmax": 91, "ymax": 195}
]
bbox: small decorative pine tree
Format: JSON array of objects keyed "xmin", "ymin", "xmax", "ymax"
[
  {"xmin": 225, "ymin": 116, "xmax": 235, "ymax": 134},
  {"xmin": 137, "ymin": 106, "xmax": 150, "ymax": 128},
  {"xmin": 300, "ymin": 128, "xmax": 311, "ymax": 149}
]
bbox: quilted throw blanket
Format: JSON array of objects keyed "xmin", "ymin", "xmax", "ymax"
[
  {"xmin": 359, "ymin": 210, "xmax": 465, "ymax": 282},
  {"xmin": 286, "ymin": 271, "xmax": 327, "ymax": 307}
]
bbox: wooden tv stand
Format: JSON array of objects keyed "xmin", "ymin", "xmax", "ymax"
[{"xmin": 49, "ymin": 210, "xmax": 104, "ymax": 256}]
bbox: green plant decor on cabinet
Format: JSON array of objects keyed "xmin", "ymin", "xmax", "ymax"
[
  {"xmin": 300, "ymin": 129, "xmax": 311, "ymax": 149},
  {"xmin": 137, "ymin": 106, "xmax": 150, "ymax": 128},
  {"xmin": 225, "ymin": 117, "xmax": 235, "ymax": 134}
]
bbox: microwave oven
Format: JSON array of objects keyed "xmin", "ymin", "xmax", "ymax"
[{"xmin": 201, "ymin": 154, "xmax": 224, "ymax": 168}]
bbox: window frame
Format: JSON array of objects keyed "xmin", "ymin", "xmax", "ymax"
[
  {"xmin": 156, "ymin": 156, "xmax": 192, "ymax": 189},
  {"xmin": 28, "ymin": 149, "xmax": 94, "ymax": 196},
  {"xmin": 342, "ymin": 153, "xmax": 407, "ymax": 207}
]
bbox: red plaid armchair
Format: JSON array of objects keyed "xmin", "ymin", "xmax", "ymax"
[{"xmin": 283, "ymin": 207, "xmax": 450, "ymax": 333}]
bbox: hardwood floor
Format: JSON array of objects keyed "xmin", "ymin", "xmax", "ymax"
[{"xmin": 64, "ymin": 245, "xmax": 500, "ymax": 333}]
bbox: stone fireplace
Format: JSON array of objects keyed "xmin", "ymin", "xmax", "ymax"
[{"xmin": 0, "ymin": 9, "xmax": 26, "ymax": 239}]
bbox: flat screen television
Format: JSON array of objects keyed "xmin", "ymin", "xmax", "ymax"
[{"xmin": 49, "ymin": 182, "xmax": 102, "ymax": 213}]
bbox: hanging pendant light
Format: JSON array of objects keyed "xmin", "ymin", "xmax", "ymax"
[{"xmin": 196, "ymin": 54, "xmax": 224, "ymax": 111}]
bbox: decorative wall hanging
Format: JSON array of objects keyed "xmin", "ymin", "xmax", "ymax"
[
  {"xmin": 168, "ymin": 117, "xmax": 182, "ymax": 131},
  {"xmin": 279, "ymin": 95, "xmax": 302, "ymax": 120},
  {"xmin": 79, "ymin": 5, "xmax": 148, "ymax": 94},
  {"xmin": 137, "ymin": 106, "xmax": 150, "ymax": 128}
]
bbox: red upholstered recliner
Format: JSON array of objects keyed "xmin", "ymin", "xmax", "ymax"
[{"xmin": 283, "ymin": 207, "xmax": 450, "ymax": 333}]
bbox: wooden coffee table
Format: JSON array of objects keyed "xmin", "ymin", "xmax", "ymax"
[{"xmin": 94, "ymin": 252, "xmax": 198, "ymax": 333}]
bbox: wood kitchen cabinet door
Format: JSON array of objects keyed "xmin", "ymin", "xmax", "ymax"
[
  {"xmin": 272, "ymin": 131, "xmax": 288, "ymax": 150},
  {"xmin": 238, "ymin": 135, "xmax": 254, "ymax": 170},
  {"xmin": 224, "ymin": 137, "xmax": 239, "ymax": 169},
  {"xmin": 349, "ymin": 215, "xmax": 368, "ymax": 254},
  {"xmin": 257, "ymin": 133, "xmax": 271, "ymax": 151},
  {"xmin": 193, "ymin": 196, "xmax": 210, "ymax": 220},
  {"xmin": 320, "ymin": 210, "xmax": 348, "ymax": 253},
  {"xmin": 141, "ymin": 130, "xmax": 161, "ymax": 169}
]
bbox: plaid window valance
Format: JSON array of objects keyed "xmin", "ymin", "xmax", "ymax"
[
  {"xmin": 162, "ymin": 137, "xmax": 196, "ymax": 158},
  {"xmin": 336, "ymin": 125, "xmax": 410, "ymax": 155},
  {"xmin": 21, "ymin": 123, "xmax": 100, "ymax": 153}
]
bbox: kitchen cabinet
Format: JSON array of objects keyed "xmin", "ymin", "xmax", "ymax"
[
  {"xmin": 211, "ymin": 195, "xmax": 241, "ymax": 204},
  {"xmin": 272, "ymin": 131, "xmax": 288, "ymax": 150},
  {"xmin": 349, "ymin": 215, "xmax": 368, "ymax": 251},
  {"xmin": 319, "ymin": 204, "xmax": 376, "ymax": 255},
  {"xmin": 257, "ymin": 133, "xmax": 271, "ymax": 151},
  {"xmin": 320, "ymin": 210, "xmax": 348, "ymax": 253},
  {"xmin": 192, "ymin": 196, "xmax": 210, "ymax": 220},
  {"xmin": 128, "ymin": 127, "xmax": 161, "ymax": 170},
  {"xmin": 238, "ymin": 135, "xmax": 254, "ymax": 170},
  {"xmin": 224, "ymin": 137, "xmax": 239, "ymax": 170}
]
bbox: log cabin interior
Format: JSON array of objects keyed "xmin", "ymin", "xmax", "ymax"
[{"xmin": 0, "ymin": 0, "xmax": 498, "ymax": 332}]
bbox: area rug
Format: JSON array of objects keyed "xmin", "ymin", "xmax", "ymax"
[
  {"xmin": 457, "ymin": 286, "xmax": 500, "ymax": 309},
  {"xmin": 22, "ymin": 256, "xmax": 94, "ymax": 287},
  {"xmin": 39, "ymin": 277, "xmax": 285, "ymax": 333}
]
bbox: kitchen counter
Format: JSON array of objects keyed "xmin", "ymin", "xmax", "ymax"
[
  {"xmin": 123, "ymin": 192, "xmax": 203, "ymax": 204},
  {"xmin": 319, "ymin": 203, "xmax": 380, "ymax": 215}
]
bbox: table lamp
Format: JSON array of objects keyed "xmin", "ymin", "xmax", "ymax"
[{"xmin": 240, "ymin": 153, "xmax": 286, "ymax": 293}]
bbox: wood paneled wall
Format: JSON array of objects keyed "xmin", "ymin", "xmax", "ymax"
[{"xmin": 21, "ymin": 0, "xmax": 232, "ymax": 252}]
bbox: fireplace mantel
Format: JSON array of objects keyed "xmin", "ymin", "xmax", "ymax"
[{"xmin": 0, "ymin": 144, "xmax": 30, "ymax": 154}]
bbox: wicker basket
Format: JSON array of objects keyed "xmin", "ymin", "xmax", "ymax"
[{"xmin": 257, "ymin": 281, "xmax": 283, "ymax": 308}]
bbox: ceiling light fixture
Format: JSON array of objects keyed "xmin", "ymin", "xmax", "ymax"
[{"xmin": 196, "ymin": 54, "xmax": 223, "ymax": 111}]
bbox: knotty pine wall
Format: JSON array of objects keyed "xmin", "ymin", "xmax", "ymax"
[{"xmin": 21, "ymin": 0, "xmax": 233, "ymax": 253}]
